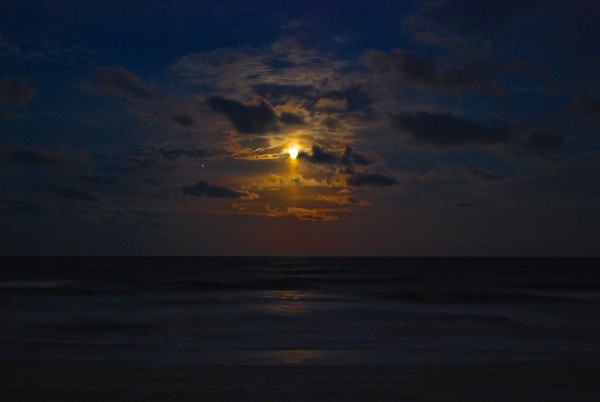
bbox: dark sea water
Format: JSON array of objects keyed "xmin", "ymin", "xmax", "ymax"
[{"xmin": 1, "ymin": 257, "xmax": 599, "ymax": 366}]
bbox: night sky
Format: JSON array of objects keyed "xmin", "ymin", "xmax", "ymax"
[{"xmin": 1, "ymin": 0, "xmax": 599, "ymax": 256}]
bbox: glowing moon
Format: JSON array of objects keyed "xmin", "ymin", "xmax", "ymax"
[{"xmin": 288, "ymin": 146, "xmax": 299, "ymax": 160}]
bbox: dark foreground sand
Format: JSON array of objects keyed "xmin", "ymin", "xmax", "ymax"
[{"xmin": 2, "ymin": 359, "xmax": 600, "ymax": 401}]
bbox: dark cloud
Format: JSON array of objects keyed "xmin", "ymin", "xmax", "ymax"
[
  {"xmin": 46, "ymin": 186, "xmax": 100, "ymax": 202},
  {"xmin": 425, "ymin": 0, "xmax": 539, "ymax": 36},
  {"xmin": 238, "ymin": 136, "xmax": 270, "ymax": 150},
  {"xmin": 207, "ymin": 96, "xmax": 278, "ymax": 134},
  {"xmin": 466, "ymin": 168, "xmax": 504, "ymax": 181},
  {"xmin": 347, "ymin": 173, "xmax": 397, "ymax": 187},
  {"xmin": 0, "ymin": 198, "xmax": 46, "ymax": 215},
  {"xmin": 129, "ymin": 156, "xmax": 168, "ymax": 171},
  {"xmin": 390, "ymin": 111, "xmax": 510, "ymax": 147},
  {"xmin": 252, "ymin": 83, "xmax": 372, "ymax": 115},
  {"xmin": 574, "ymin": 95, "xmax": 600, "ymax": 126},
  {"xmin": 341, "ymin": 146, "xmax": 372, "ymax": 166},
  {"xmin": 77, "ymin": 174, "xmax": 117, "ymax": 185},
  {"xmin": 0, "ymin": 147, "xmax": 69, "ymax": 168},
  {"xmin": 181, "ymin": 181, "xmax": 242, "ymax": 199},
  {"xmin": 92, "ymin": 66, "xmax": 156, "ymax": 101},
  {"xmin": 363, "ymin": 49, "xmax": 493, "ymax": 92},
  {"xmin": 322, "ymin": 117, "xmax": 341, "ymax": 131},
  {"xmin": 589, "ymin": 153, "xmax": 600, "ymax": 170},
  {"xmin": 321, "ymin": 86, "xmax": 373, "ymax": 112},
  {"xmin": 520, "ymin": 132, "xmax": 565, "ymax": 156},
  {"xmin": 172, "ymin": 114, "xmax": 195, "ymax": 127},
  {"xmin": 252, "ymin": 84, "xmax": 317, "ymax": 104},
  {"xmin": 296, "ymin": 145, "xmax": 372, "ymax": 170},
  {"xmin": 298, "ymin": 145, "xmax": 339, "ymax": 165},
  {"xmin": 516, "ymin": 166, "xmax": 600, "ymax": 198},
  {"xmin": 0, "ymin": 77, "xmax": 36, "ymax": 106},
  {"xmin": 343, "ymin": 86, "xmax": 373, "ymax": 113},
  {"xmin": 278, "ymin": 112, "xmax": 305, "ymax": 125}
]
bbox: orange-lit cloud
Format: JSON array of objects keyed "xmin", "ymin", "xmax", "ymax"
[{"xmin": 266, "ymin": 205, "xmax": 344, "ymax": 221}]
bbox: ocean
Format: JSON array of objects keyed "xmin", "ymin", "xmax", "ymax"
[{"xmin": 1, "ymin": 257, "xmax": 599, "ymax": 367}]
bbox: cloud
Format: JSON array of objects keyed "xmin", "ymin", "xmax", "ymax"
[
  {"xmin": 244, "ymin": 174, "xmax": 330, "ymax": 191},
  {"xmin": 423, "ymin": 0, "xmax": 539, "ymax": 36},
  {"xmin": 363, "ymin": 49, "xmax": 494, "ymax": 92},
  {"xmin": 77, "ymin": 174, "xmax": 117, "ymax": 185},
  {"xmin": 0, "ymin": 77, "xmax": 36, "ymax": 106},
  {"xmin": 0, "ymin": 36, "xmax": 20, "ymax": 57},
  {"xmin": 266, "ymin": 206, "xmax": 340, "ymax": 221},
  {"xmin": 574, "ymin": 95, "xmax": 600, "ymax": 126},
  {"xmin": 401, "ymin": 165, "xmax": 506, "ymax": 187},
  {"xmin": 263, "ymin": 85, "xmax": 372, "ymax": 116},
  {"xmin": 255, "ymin": 83, "xmax": 373, "ymax": 116},
  {"xmin": 181, "ymin": 181, "xmax": 243, "ymax": 199},
  {"xmin": 317, "ymin": 194, "xmax": 364, "ymax": 205},
  {"xmin": 0, "ymin": 198, "xmax": 46, "ymax": 215},
  {"xmin": 253, "ymin": 84, "xmax": 318, "ymax": 103},
  {"xmin": 390, "ymin": 111, "xmax": 510, "ymax": 147},
  {"xmin": 91, "ymin": 66, "xmax": 156, "ymax": 100},
  {"xmin": 296, "ymin": 145, "xmax": 373, "ymax": 174},
  {"xmin": 238, "ymin": 136, "xmax": 271, "ymax": 151},
  {"xmin": 315, "ymin": 97, "xmax": 347, "ymax": 110},
  {"xmin": 297, "ymin": 145, "xmax": 339, "ymax": 164},
  {"xmin": 172, "ymin": 114, "xmax": 195, "ymax": 127},
  {"xmin": 45, "ymin": 186, "xmax": 100, "ymax": 202},
  {"xmin": 167, "ymin": 41, "xmax": 368, "ymax": 160},
  {"xmin": 341, "ymin": 146, "xmax": 372, "ymax": 166},
  {"xmin": 278, "ymin": 111, "xmax": 305, "ymax": 125},
  {"xmin": 466, "ymin": 168, "xmax": 504, "ymax": 181},
  {"xmin": 154, "ymin": 148, "xmax": 212, "ymax": 160},
  {"xmin": 0, "ymin": 146, "xmax": 72, "ymax": 168},
  {"xmin": 127, "ymin": 147, "xmax": 227, "ymax": 170},
  {"xmin": 171, "ymin": 40, "xmax": 370, "ymax": 141},
  {"xmin": 173, "ymin": 39, "xmax": 349, "ymax": 96},
  {"xmin": 207, "ymin": 96, "xmax": 279, "ymax": 134},
  {"xmin": 520, "ymin": 132, "xmax": 565, "ymax": 156},
  {"xmin": 347, "ymin": 173, "xmax": 397, "ymax": 187},
  {"xmin": 588, "ymin": 153, "xmax": 600, "ymax": 170},
  {"xmin": 514, "ymin": 166, "xmax": 600, "ymax": 198},
  {"xmin": 311, "ymin": 86, "xmax": 373, "ymax": 114},
  {"xmin": 160, "ymin": 148, "xmax": 206, "ymax": 158},
  {"xmin": 322, "ymin": 117, "xmax": 342, "ymax": 131}
]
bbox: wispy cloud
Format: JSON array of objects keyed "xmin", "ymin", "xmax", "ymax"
[
  {"xmin": 266, "ymin": 205, "xmax": 342, "ymax": 221},
  {"xmin": 90, "ymin": 66, "xmax": 156, "ymax": 101},
  {"xmin": 181, "ymin": 181, "xmax": 258, "ymax": 200}
]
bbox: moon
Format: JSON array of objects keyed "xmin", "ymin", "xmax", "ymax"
[{"xmin": 288, "ymin": 146, "xmax": 299, "ymax": 160}]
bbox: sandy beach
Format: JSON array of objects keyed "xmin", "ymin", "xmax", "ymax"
[{"xmin": 2, "ymin": 358, "xmax": 600, "ymax": 401}]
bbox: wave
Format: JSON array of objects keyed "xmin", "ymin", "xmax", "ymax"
[
  {"xmin": 375, "ymin": 289, "xmax": 600, "ymax": 304},
  {"xmin": 0, "ymin": 280, "xmax": 73, "ymax": 290}
]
